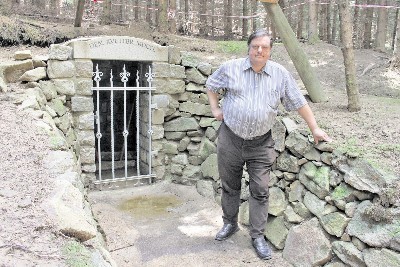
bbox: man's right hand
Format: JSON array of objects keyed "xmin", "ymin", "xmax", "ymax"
[{"xmin": 212, "ymin": 107, "xmax": 224, "ymax": 121}]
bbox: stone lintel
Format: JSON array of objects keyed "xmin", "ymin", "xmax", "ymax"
[{"xmin": 69, "ymin": 36, "xmax": 168, "ymax": 62}]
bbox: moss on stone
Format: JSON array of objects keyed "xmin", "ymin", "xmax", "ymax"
[
  {"xmin": 310, "ymin": 165, "xmax": 330, "ymax": 192},
  {"xmin": 331, "ymin": 183, "xmax": 353, "ymax": 200},
  {"xmin": 62, "ymin": 240, "xmax": 92, "ymax": 267}
]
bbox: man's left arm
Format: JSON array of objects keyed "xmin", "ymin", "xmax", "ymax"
[{"xmin": 297, "ymin": 104, "xmax": 332, "ymax": 145}]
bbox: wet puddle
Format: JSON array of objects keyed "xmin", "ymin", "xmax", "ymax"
[{"xmin": 118, "ymin": 195, "xmax": 182, "ymax": 219}]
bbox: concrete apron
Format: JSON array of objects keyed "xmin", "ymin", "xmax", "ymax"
[{"xmin": 88, "ymin": 181, "xmax": 290, "ymax": 266}]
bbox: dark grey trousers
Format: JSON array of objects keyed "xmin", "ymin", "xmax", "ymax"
[{"xmin": 217, "ymin": 122, "xmax": 276, "ymax": 239}]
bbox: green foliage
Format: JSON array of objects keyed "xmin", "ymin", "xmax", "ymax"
[
  {"xmin": 62, "ymin": 241, "xmax": 93, "ymax": 267},
  {"xmin": 216, "ymin": 41, "xmax": 248, "ymax": 55}
]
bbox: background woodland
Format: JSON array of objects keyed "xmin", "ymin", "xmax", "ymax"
[{"xmin": 1, "ymin": 0, "xmax": 399, "ymax": 50}]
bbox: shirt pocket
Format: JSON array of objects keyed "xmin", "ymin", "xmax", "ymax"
[{"xmin": 266, "ymin": 87, "xmax": 280, "ymax": 111}]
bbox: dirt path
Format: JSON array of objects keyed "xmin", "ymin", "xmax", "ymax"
[{"xmin": 89, "ymin": 182, "xmax": 291, "ymax": 267}]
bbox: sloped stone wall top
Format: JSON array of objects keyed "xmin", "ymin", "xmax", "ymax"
[{"xmin": 68, "ymin": 36, "xmax": 168, "ymax": 62}]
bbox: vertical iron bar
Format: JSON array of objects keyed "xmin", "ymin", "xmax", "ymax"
[
  {"xmin": 97, "ymin": 86, "xmax": 101, "ymax": 185},
  {"xmin": 110, "ymin": 70, "xmax": 115, "ymax": 182},
  {"xmin": 93, "ymin": 64, "xmax": 103, "ymax": 190},
  {"xmin": 120, "ymin": 65, "xmax": 130, "ymax": 186},
  {"xmin": 146, "ymin": 65, "xmax": 154, "ymax": 180},
  {"xmin": 135, "ymin": 69, "xmax": 140, "ymax": 176}
]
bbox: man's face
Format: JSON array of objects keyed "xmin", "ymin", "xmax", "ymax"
[{"xmin": 248, "ymin": 36, "xmax": 272, "ymax": 67}]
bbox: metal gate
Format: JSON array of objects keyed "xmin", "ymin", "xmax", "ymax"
[{"xmin": 92, "ymin": 63, "xmax": 156, "ymax": 189}]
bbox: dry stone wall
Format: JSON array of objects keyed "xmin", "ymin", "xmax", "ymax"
[
  {"xmin": 154, "ymin": 48, "xmax": 400, "ymax": 267},
  {"xmin": 5, "ymin": 39, "xmax": 400, "ymax": 267},
  {"xmin": 3, "ymin": 47, "xmax": 115, "ymax": 266}
]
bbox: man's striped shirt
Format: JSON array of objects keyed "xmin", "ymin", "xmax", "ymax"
[{"xmin": 206, "ymin": 57, "xmax": 307, "ymax": 140}]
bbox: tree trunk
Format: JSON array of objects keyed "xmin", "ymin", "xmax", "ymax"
[
  {"xmin": 296, "ymin": 0, "xmax": 304, "ymax": 39},
  {"xmin": 331, "ymin": 2, "xmax": 338, "ymax": 45},
  {"xmin": 263, "ymin": 9, "xmax": 271, "ymax": 33},
  {"xmin": 339, "ymin": 0, "xmax": 361, "ymax": 112},
  {"xmin": 261, "ymin": 1, "xmax": 326, "ymax": 103},
  {"xmin": 117, "ymin": 0, "xmax": 125, "ymax": 22},
  {"xmin": 155, "ymin": 0, "xmax": 159, "ymax": 28},
  {"xmin": 318, "ymin": 0, "xmax": 326, "ymax": 41},
  {"xmin": 134, "ymin": 0, "xmax": 140, "ymax": 21},
  {"xmin": 146, "ymin": 0, "xmax": 152, "ymax": 25},
  {"xmin": 282, "ymin": 0, "xmax": 294, "ymax": 32},
  {"xmin": 290, "ymin": 1, "xmax": 296, "ymax": 33},
  {"xmin": 178, "ymin": 0, "xmax": 183, "ymax": 19},
  {"xmin": 392, "ymin": 8, "xmax": 399, "ymax": 51},
  {"xmin": 308, "ymin": 0, "xmax": 319, "ymax": 44},
  {"xmin": 199, "ymin": 0, "xmax": 207, "ymax": 36},
  {"xmin": 49, "ymin": 0, "xmax": 60, "ymax": 16},
  {"xmin": 9, "ymin": 0, "xmax": 21, "ymax": 14},
  {"xmin": 375, "ymin": 0, "xmax": 388, "ymax": 52},
  {"xmin": 390, "ymin": 9, "xmax": 400, "ymax": 69},
  {"xmin": 270, "ymin": 20, "xmax": 277, "ymax": 40},
  {"xmin": 326, "ymin": 1, "xmax": 332, "ymax": 43},
  {"xmin": 224, "ymin": 0, "xmax": 233, "ymax": 40},
  {"xmin": 74, "ymin": 0, "xmax": 85, "ymax": 27},
  {"xmin": 184, "ymin": 0, "xmax": 189, "ymax": 21},
  {"xmin": 211, "ymin": 0, "xmax": 215, "ymax": 37},
  {"xmin": 101, "ymin": 0, "xmax": 112, "ymax": 25},
  {"xmin": 158, "ymin": 0, "xmax": 168, "ymax": 32},
  {"xmin": 252, "ymin": 0, "xmax": 258, "ymax": 31},
  {"xmin": 353, "ymin": 0, "xmax": 363, "ymax": 48},
  {"xmin": 363, "ymin": 0, "xmax": 374, "ymax": 49},
  {"xmin": 11, "ymin": 0, "xmax": 21, "ymax": 10},
  {"xmin": 169, "ymin": 0, "xmax": 177, "ymax": 34},
  {"xmin": 242, "ymin": 0, "xmax": 249, "ymax": 40},
  {"xmin": 33, "ymin": 0, "xmax": 46, "ymax": 10}
]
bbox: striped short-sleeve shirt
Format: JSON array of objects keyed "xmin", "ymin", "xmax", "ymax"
[{"xmin": 206, "ymin": 57, "xmax": 307, "ymax": 140}]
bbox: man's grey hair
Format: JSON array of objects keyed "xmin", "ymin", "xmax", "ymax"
[{"xmin": 247, "ymin": 29, "xmax": 274, "ymax": 48}]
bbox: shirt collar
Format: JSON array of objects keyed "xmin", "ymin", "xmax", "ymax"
[{"xmin": 243, "ymin": 57, "xmax": 271, "ymax": 76}]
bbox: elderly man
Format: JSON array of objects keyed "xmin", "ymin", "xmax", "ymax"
[{"xmin": 206, "ymin": 29, "xmax": 332, "ymax": 260}]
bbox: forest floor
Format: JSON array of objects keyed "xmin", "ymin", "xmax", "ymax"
[{"xmin": 0, "ymin": 17, "xmax": 399, "ymax": 266}]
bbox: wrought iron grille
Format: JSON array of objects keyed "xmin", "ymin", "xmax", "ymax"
[{"xmin": 92, "ymin": 63, "xmax": 156, "ymax": 189}]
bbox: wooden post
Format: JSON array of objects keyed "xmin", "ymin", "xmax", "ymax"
[{"xmin": 259, "ymin": 0, "xmax": 327, "ymax": 102}]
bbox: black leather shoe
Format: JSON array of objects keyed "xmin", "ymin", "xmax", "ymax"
[
  {"xmin": 215, "ymin": 223, "xmax": 239, "ymax": 241},
  {"xmin": 252, "ymin": 236, "xmax": 272, "ymax": 260}
]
